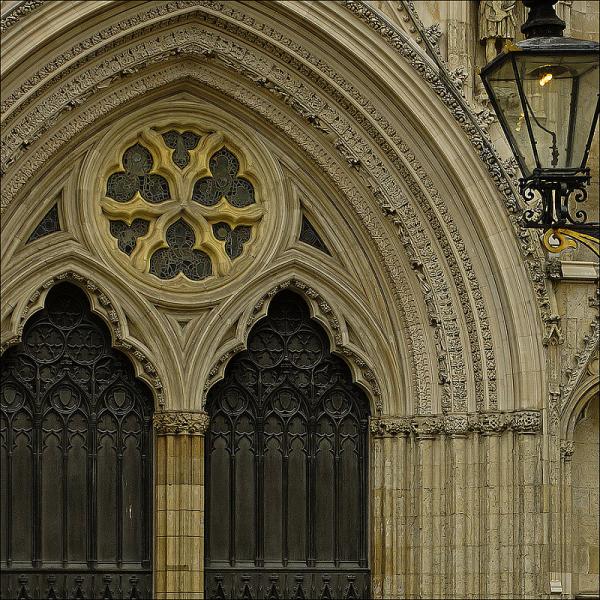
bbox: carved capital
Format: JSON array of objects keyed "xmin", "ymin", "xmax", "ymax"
[
  {"xmin": 370, "ymin": 416, "xmax": 411, "ymax": 437},
  {"xmin": 510, "ymin": 410, "xmax": 542, "ymax": 434},
  {"xmin": 443, "ymin": 414, "xmax": 470, "ymax": 436},
  {"xmin": 153, "ymin": 410, "xmax": 210, "ymax": 435},
  {"xmin": 473, "ymin": 412, "xmax": 507, "ymax": 434},
  {"xmin": 560, "ymin": 440, "xmax": 575, "ymax": 461},
  {"xmin": 413, "ymin": 417, "xmax": 444, "ymax": 438}
]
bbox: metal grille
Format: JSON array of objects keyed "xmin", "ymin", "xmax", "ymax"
[
  {"xmin": 26, "ymin": 205, "xmax": 61, "ymax": 244},
  {"xmin": 299, "ymin": 216, "xmax": 330, "ymax": 255},
  {"xmin": 0, "ymin": 283, "xmax": 153, "ymax": 599},
  {"xmin": 205, "ymin": 291, "xmax": 370, "ymax": 599},
  {"xmin": 149, "ymin": 218, "xmax": 213, "ymax": 280}
]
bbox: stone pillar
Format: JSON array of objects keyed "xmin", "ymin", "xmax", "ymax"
[
  {"xmin": 153, "ymin": 411, "xmax": 209, "ymax": 600},
  {"xmin": 512, "ymin": 411, "xmax": 544, "ymax": 600},
  {"xmin": 371, "ymin": 417, "xmax": 410, "ymax": 600}
]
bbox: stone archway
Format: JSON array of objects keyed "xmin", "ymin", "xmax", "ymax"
[{"xmin": 1, "ymin": 2, "xmax": 553, "ymax": 599}]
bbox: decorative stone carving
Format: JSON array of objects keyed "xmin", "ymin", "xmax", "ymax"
[
  {"xmin": 472, "ymin": 411, "xmax": 507, "ymax": 434},
  {"xmin": 478, "ymin": 1, "xmax": 517, "ymax": 62},
  {"xmin": 0, "ymin": 0, "xmax": 45, "ymax": 33},
  {"xmin": 0, "ymin": 270, "xmax": 165, "ymax": 405},
  {"xmin": 1, "ymin": 0, "xmax": 545, "ymax": 416},
  {"xmin": 543, "ymin": 314, "xmax": 564, "ymax": 347},
  {"xmin": 560, "ymin": 439, "xmax": 574, "ymax": 461},
  {"xmin": 510, "ymin": 410, "xmax": 542, "ymax": 434},
  {"xmin": 370, "ymin": 409, "xmax": 542, "ymax": 437},
  {"xmin": 561, "ymin": 316, "xmax": 600, "ymax": 408},
  {"xmin": 153, "ymin": 410, "xmax": 210, "ymax": 435},
  {"xmin": 545, "ymin": 258, "xmax": 563, "ymax": 281},
  {"xmin": 370, "ymin": 416, "xmax": 412, "ymax": 437}
]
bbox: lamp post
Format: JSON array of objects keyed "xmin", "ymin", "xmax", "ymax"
[{"xmin": 480, "ymin": 0, "xmax": 599, "ymax": 255}]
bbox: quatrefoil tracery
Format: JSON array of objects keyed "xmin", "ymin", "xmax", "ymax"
[{"xmin": 102, "ymin": 131, "xmax": 263, "ymax": 282}]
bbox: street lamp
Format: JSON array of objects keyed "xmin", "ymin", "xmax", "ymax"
[{"xmin": 480, "ymin": 0, "xmax": 599, "ymax": 255}]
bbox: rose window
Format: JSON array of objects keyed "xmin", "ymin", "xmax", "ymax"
[{"xmin": 101, "ymin": 131, "xmax": 263, "ymax": 282}]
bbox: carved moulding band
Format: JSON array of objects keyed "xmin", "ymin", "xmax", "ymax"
[
  {"xmin": 370, "ymin": 410, "xmax": 543, "ymax": 438},
  {"xmin": 0, "ymin": 270, "xmax": 165, "ymax": 405},
  {"xmin": 203, "ymin": 278, "xmax": 383, "ymax": 413},
  {"xmin": 153, "ymin": 410, "xmax": 210, "ymax": 435},
  {"xmin": 343, "ymin": 0, "xmax": 552, "ymax": 323}
]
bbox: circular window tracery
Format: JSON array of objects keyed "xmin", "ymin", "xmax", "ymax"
[{"xmin": 100, "ymin": 130, "xmax": 264, "ymax": 283}]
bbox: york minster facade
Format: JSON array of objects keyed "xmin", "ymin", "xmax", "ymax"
[{"xmin": 0, "ymin": 1, "xmax": 598, "ymax": 599}]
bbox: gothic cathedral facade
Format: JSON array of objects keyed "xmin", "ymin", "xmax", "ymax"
[{"xmin": 1, "ymin": 1, "xmax": 598, "ymax": 599}]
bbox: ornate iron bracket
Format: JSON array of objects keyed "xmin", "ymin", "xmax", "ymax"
[{"xmin": 519, "ymin": 169, "xmax": 599, "ymax": 256}]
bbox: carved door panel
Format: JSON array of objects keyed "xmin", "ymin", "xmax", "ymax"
[
  {"xmin": 205, "ymin": 291, "xmax": 370, "ymax": 600},
  {"xmin": 0, "ymin": 283, "xmax": 153, "ymax": 599}
]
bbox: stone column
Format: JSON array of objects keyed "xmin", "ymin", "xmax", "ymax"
[
  {"xmin": 512, "ymin": 411, "xmax": 544, "ymax": 599},
  {"xmin": 371, "ymin": 417, "xmax": 410, "ymax": 600},
  {"xmin": 153, "ymin": 411, "xmax": 210, "ymax": 600}
]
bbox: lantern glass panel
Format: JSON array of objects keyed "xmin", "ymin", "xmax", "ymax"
[
  {"xmin": 514, "ymin": 52, "xmax": 598, "ymax": 173},
  {"xmin": 485, "ymin": 57, "xmax": 537, "ymax": 175}
]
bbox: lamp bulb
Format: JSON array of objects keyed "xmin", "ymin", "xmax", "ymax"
[{"xmin": 539, "ymin": 72, "xmax": 553, "ymax": 86}]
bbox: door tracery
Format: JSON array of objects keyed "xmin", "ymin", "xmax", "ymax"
[
  {"xmin": 0, "ymin": 283, "xmax": 154, "ymax": 600},
  {"xmin": 205, "ymin": 290, "xmax": 370, "ymax": 600}
]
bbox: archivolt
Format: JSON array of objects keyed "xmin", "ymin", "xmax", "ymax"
[{"xmin": 0, "ymin": 0, "xmax": 545, "ymax": 413}]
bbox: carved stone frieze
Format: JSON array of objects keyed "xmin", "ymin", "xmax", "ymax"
[
  {"xmin": 0, "ymin": 0, "xmax": 45, "ymax": 33},
  {"xmin": 510, "ymin": 410, "xmax": 543, "ymax": 434},
  {"xmin": 0, "ymin": 270, "xmax": 165, "ymax": 405},
  {"xmin": 153, "ymin": 410, "xmax": 210, "ymax": 435},
  {"xmin": 370, "ymin": 409, "xmax": 543, "ymax": 437},
  {"xmin": 344, "ymin": 0, "xmax": 552, "ymax": 331}
]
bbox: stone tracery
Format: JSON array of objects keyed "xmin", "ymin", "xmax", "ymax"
[{"xmin": 100, "ymin": 131, "xmax": 263, "ymax": 282}]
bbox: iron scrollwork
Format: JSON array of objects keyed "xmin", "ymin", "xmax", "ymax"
[
  {"xmin": 519, "ymin": 169, "xmax": 600, "ymax": 255},
  {"xmin": 0, "ymin": 283, "xmax": 153, "ymax": 599},
  {"xmin": 205, "ymin": 291, "xmax": 370, "ymax": 599}
]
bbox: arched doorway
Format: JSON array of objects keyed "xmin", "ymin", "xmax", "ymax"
[
  {"xmin": 0, "ymin": 283, "xmax": 154, "ymax": 599},
  {"xmin": 204, "ymin": 291, "xmax": 370, "ymax": 599}
]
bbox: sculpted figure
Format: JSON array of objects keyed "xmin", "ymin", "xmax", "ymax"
[{"xmin": 479, "ymin": 0, "xmax": 517, "ymax": 62}]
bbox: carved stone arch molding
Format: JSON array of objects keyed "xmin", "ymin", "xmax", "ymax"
[
  {"xmin": 0, "ymin": 0, "xmax": 547, "ymax": 416},
  {"xmin": 200, "ymin": 272, "xmax": 393, "ymax": 416},
  {"xmin": 0, "ymin": 268, "xmax": 166, "ymax": 407}
]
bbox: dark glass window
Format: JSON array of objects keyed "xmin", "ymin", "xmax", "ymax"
[
  {"xmin": 205, "ymin": 291, "xmax": 370, "ymax": 599},
  {"xmin": 0, "ymin": 283, "xmax": 153, "ymax": 600}
]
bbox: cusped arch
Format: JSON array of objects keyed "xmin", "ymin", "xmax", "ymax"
[
  {"xmin": 1, "ymin": 268, "xmax": 168, "ymax": 408},
  {"xmin": 199, "ymin": 273, "xmax": 396, "ymax": 417}
]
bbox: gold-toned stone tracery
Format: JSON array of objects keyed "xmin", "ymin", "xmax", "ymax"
[{"xmin": 101, "ymin": 129, "xmax": 264, "ymax": 282}]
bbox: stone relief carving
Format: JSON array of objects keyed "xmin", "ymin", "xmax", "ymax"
[
  {"xmin": 0, "ymin": 270, "xmax": 165, "ymax": 405},
  {"xmin": 0, "ymin": 0, "xmax": 44, "ymax": 33},
  {"xmin": 561, "ymin": 316, "xmax": 600, "ymax": 410},
  {"xmin": 559, "ymin": 439, "xmax": 574, "ymax": 460},
  {"xmin": 478, "ymin": 1, "xmax": 517, "ymax": 62},
  {"xmin": 153, "ymin": 410, "xmax": 210, "ymax": 434},
  {"xmin": 371, "ymin": 409, "xmax": 542, "ymax": 437}
]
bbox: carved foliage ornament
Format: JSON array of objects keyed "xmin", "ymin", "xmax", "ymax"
[
  {"xmin": 101, "ymin": 129, "xmax": 262, "ymax": 282},
  {"xmin": 371, "ymin": 410, "xmax": 542, "ymax": 437},
  {"xmin": 153, "ymin": 410, "xmax": 210, "ymax": 434}
]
